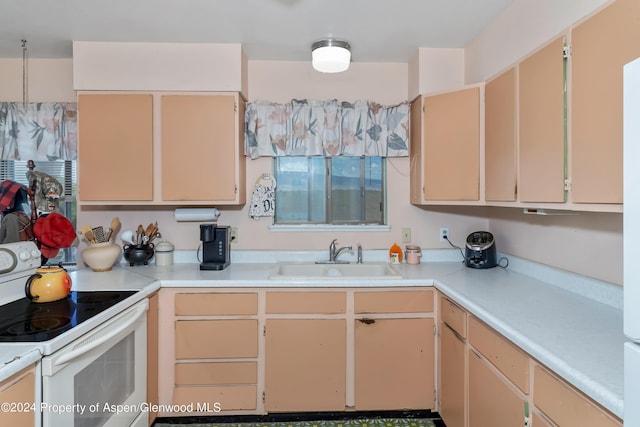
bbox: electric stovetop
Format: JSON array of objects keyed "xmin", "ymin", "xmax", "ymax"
[{"xmin": 0, "ymin": 290, "xmax": 136, "ymax": 342}]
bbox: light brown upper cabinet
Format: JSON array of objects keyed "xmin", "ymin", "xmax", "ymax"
[
  {"xmin": 518, "ymin": 37, "xmax": 566, "ymax": 203},
  {"xmin": 78, "ymin": 92, "xmax": 246, "ymax": 205},
  {"xmin": 410, "ymin": 86, "xmax": 482, "ymax": 203},
  {"xmin": 485, "ymin": 67, "xmax": 517, "ymax": 201},
  {"xmin": 78, "ymin": 94, "xmax": 154, "ymax": 201},
  {"xmin": 570, "ymin": 0, "xmax": 640, "ymax": 203},
  {"xmin": 161, "ymin": 94, "xmax": 246, "ymax": 203}
]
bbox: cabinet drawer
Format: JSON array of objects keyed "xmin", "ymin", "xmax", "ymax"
[
  {"xmin": 468, "ymin": 316, "xmax": 529, "ymax": 393},
  {"xmin": 440, "ymin": 295, "xmax": 467, "ymax": 338},
  {"xmin": 534, "ymin": 366, "xmax": 621, "ymax": 427},
  {"xmin": 354, "ymin": 290, "xmax": 433, "ymax": 313},
  {"xmin": 173, "ymin": 385, "xmax": 257, "ymax": 411},
  {"xmin": 266, "ymin": 291, "xmax": 346, "ymax": 314},
  {"xmin": 175, "ymin": 319, "xmax": 258, "ymax": 359},
  {"xmin": 175, "ymin": 362, "xmax": 257, "ymax": 385},
  {"xmin": 175, "ymin": 293, "xmax": 258, "ymax": 316}
]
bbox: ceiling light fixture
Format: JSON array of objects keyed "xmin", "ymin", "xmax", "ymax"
[{"xmin": 311, "ymin": 39, "xmax": 351, "ymax": 73}]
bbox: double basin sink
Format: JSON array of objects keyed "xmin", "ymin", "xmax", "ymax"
[{"xmin": 268, "ymin": 262, "xmax": 403, "ymax": 280}]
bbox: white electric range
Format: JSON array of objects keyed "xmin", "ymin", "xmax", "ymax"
[{"xmin": 0, "ymin": 241, "xmax": 155, "ymax": 427}]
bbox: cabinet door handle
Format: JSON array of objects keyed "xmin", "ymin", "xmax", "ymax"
[{"xmin": 358, "ymin": 318, "xmax": 376, "ymax": 325}]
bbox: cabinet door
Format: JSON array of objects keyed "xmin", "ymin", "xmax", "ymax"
[
  {"xmin": 355, "ymin": 318, "xmax": 434, "ymax": 410},
  {"xmin": 440, "ymin": 323, "xmax": 466, "ymax": 427},
  {"xmin": 0, "ymin": 366, "xmax": 36, "ymax": 427},
  {"xmin": 518, "ymin": 37, "xmax": 566, "ymax": 203},
  {"xmin": 423, "ymin": 87, "xmax": 480, "ymax": 201},
  {"xmin": 533, "ymin": 366, "xmax": 621, "ymax": 427},
  {"xmin": 468, "ymin": 350, "xmax": 525, "ymax": 427},
  {"xmin": 265, "ymin": 319, "xmax": 346, "ymax": 412},
  {"xmin": 78, "ymin": 94, "xmax": 153, "ymax": 201},
  {"xmin": 161, "ymin": 94, "xmax": 240, "ymax": 202},
  {"xmin": 409, "ymin": 97, "xmax": 424, "ymax": 204},
  {"xmin": 571, "ymin": 0, "xmax": 640, "ymax": 203},
  {"xmin": 485, "ymin": 67, "xmax": 517, "ymax": 201}
]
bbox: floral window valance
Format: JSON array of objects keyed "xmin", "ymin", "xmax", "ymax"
[
  {"xmin": 244, "ymin": 99, "xmax": 410, "ymax": 159},
  {"xmin": 0, "ymin": 103, "xmax": 78, "ymax": 161}
]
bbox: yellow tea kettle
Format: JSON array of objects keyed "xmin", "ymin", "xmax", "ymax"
[{"xmin": 25, "ymin": 266, "xmax": 72, "ymax": 303}]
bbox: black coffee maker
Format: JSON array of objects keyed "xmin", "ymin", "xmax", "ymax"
[{"xmin": 200, "ymin": 224, "xmax": 231, "ymax": 270}]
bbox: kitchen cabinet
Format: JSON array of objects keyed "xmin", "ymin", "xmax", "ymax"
[
  {"xmin": 157, "ymin": 287, "xmax": 435, "ymax": 417},
  {"xmin": 78, "ymin": 93, "xmax": 154, "ymax": 201},
  {"xmin": 147, "ymin": 292, "xmax": 159, "ymax": 426},
  {"xmin": 410, "ymin": 85, "xmax": 482, "ymax": 204},
  {"xmin": 468, "ymin": 350, "xmax": 526, "ymax": 427},
  {"xmin": 518, "ymin": 36, "xmax": 566, "ymax": 203},
  {"xmin": 77, "ymin": 92, "xmax": 246, "ymax": 205},
  {"xmin": 264, "ymin": 291, "xmax": 347, "ymax": 412},
  {"xmin": 0, "ymin": 365, "xmax": 36, "ymax": 427},
  {"xmin": 438, "ymin": 295, "xmax": 468, "ymax": 427},
  {"xmin": 160, "ymin": 94, "xmax": 245, "ymax": 203},
  {"xmin": 533, "ymin": 366, "xmax": 621, "ymax": 427},
  {"xmin": 484, "ymin": 67, "xmax": 517, "ymax": 202},
  {"xmin": 467, "ymin": 316, "xmax": 529, "ymax": 427},
  {"xmin": 354, "ymin": 290, "xmax": 435, "ymax": 410},
  {"xmin": 157, "ymin": 289, "xmax": 259, "ymax": 416},
  {"xmin": 570, "ymin": 0, "xmax": 640, "ymax": 203},
  {"xmin": 436, "ymin": 291, "xmax": 622, "ymax": 427}
]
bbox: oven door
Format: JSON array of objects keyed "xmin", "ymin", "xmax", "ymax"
[{"xmin": 41, "ymin": 299, "xmax": 148, "ymax": 427}]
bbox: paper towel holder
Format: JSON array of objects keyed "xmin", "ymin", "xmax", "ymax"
[{"xmin": 174, "ymin": 207, "xmax": 221, "ymax": 222}]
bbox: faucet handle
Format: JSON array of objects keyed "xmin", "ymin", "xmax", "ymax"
[{"xmin": 357, "ymin": 243, "xmax": 363, "ymax": 263}]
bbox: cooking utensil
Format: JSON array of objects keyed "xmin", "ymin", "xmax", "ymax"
[
  {"xmin": 136, "ymin": 225, "xmax": 145, "ymax": 245},
  {"xmin": 105, "ymin": 217, "xmax": 121, "ymax": 241},
  {"xmin": 92, "ymin": 226, "xmax": 106, "ymax": 243}
]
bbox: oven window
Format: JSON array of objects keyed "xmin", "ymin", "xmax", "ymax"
[{"xmin": 73, "ymin": 333, "xmax": 135, "ymax": 427}]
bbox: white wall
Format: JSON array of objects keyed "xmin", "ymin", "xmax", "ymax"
[{"xmin": 465, "ymin": 0, "xmax": 612, "ymax": 82}]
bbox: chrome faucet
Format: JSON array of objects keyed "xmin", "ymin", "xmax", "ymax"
[{"xmin": 329, "ymin": 239, "xmax": 352, "ymax": 263}]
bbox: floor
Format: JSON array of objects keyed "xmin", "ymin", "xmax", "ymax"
[{"xmin": 152, "ymin": 411, "xmax": 446, "ymax": 427}]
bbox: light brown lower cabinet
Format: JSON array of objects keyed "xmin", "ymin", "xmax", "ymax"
[
  {"xmin": 468, "ymin": 349, "xmax": 527, "ymax": 427},
  {"xmin": 157, "ymin": 289, "xmax": 260, "ymax": 416},
  {"xmin": 264, "ymin": 319, "xmax": 346, "ymax": 412},
  {"xmin": 354, "ymin": 318, "xmax": 434, "ymax": 410},
  {"xmin": 437, "ymin": 292, "xmax": 622, "ymax": 427},
  {"xmin": 533, "ymin": 366, "xmax": 621, "ymax": 427},
  {"xmin": 439, "ymin": 323, "xmax": 466, "ymax": 427},
  {"xmin": 0, "ymin": 366, "xmax": 36, "ymax": 427}
]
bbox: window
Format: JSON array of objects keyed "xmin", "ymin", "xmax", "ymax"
[
  {"xmin": 274, "ymin": 157, "xmax": 385, "ymax": 225},
  {"xmin": 0, "ymin": 160, "xmax": 77, "ymax": 264}
]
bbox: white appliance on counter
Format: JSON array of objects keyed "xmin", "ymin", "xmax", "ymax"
[
  {"xmin": 0, "ymin": 241, "xmax": 148, "ymax": 427},
  {"xmin": 624, "ymin": 56, "xmax": 640, "ymax": 426}
]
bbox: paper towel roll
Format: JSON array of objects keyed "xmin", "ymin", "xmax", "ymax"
[{"xmin": 174, "ymin": 208, "xmax": 220, "ymax": 222}]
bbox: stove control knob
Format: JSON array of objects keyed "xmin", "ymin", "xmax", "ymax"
[
  {"xmin": 31, "ymin": 249, "xmax": 41, "ymax": 259},
  {"xmin": 19, "ymin": 250, "xmax": 31, "ymax": 261}
]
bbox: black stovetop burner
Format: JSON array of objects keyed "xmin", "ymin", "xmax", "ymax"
[{"xmin": 0, "ymin": 290, "xmax": 137, "ymax": 342}]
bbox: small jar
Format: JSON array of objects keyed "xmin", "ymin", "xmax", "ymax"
[
  {"xmin": 405, "ymin": 245, "xmax": 422, "ymax": 265},
  {"xmin": 155, "ymin": 240, "xmax": 175, "ymax": 266}
]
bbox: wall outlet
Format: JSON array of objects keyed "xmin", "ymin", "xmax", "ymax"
[
  {"xmin": 401, "ymin": 227, "xmax": 411, "ymax": 243},
  {"xmin": 230, "ymin": 227, "xmax": 238, "ymax": 243},
  {"xmin": 439, "ymin": 227, "xmax": 449, "ymax": 242}
]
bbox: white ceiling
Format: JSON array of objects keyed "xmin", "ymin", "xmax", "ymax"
[{"xmin": 0, "ymin": 0, "xmax": 514, "ymax": 62}]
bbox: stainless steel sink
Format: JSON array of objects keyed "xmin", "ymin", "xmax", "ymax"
[{"xmin": 268, "ymin": 262, "xmax": 403, "ymax": 280}]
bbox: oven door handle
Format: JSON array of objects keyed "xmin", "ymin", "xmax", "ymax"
[{"xmin": 54, "ymin": 302, "xmax": 147, "ymax": 366}]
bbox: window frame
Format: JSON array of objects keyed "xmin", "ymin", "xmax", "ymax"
[{"xmin": 272, "ymin": 156, "xmax": 387, "ymax": 227}]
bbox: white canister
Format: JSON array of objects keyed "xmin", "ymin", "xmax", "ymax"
[
  {"xmin": 405, "ymin": 245, "xmax": 422, "ymax": 265},
  {"xmin": 154, "ymin": 240, "xmax": 175, "ymax": 266}
]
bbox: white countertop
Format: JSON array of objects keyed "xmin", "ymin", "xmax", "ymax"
[{"xmin": 0, "ymin": 250, "xmax": 624, "ymax": 418}]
